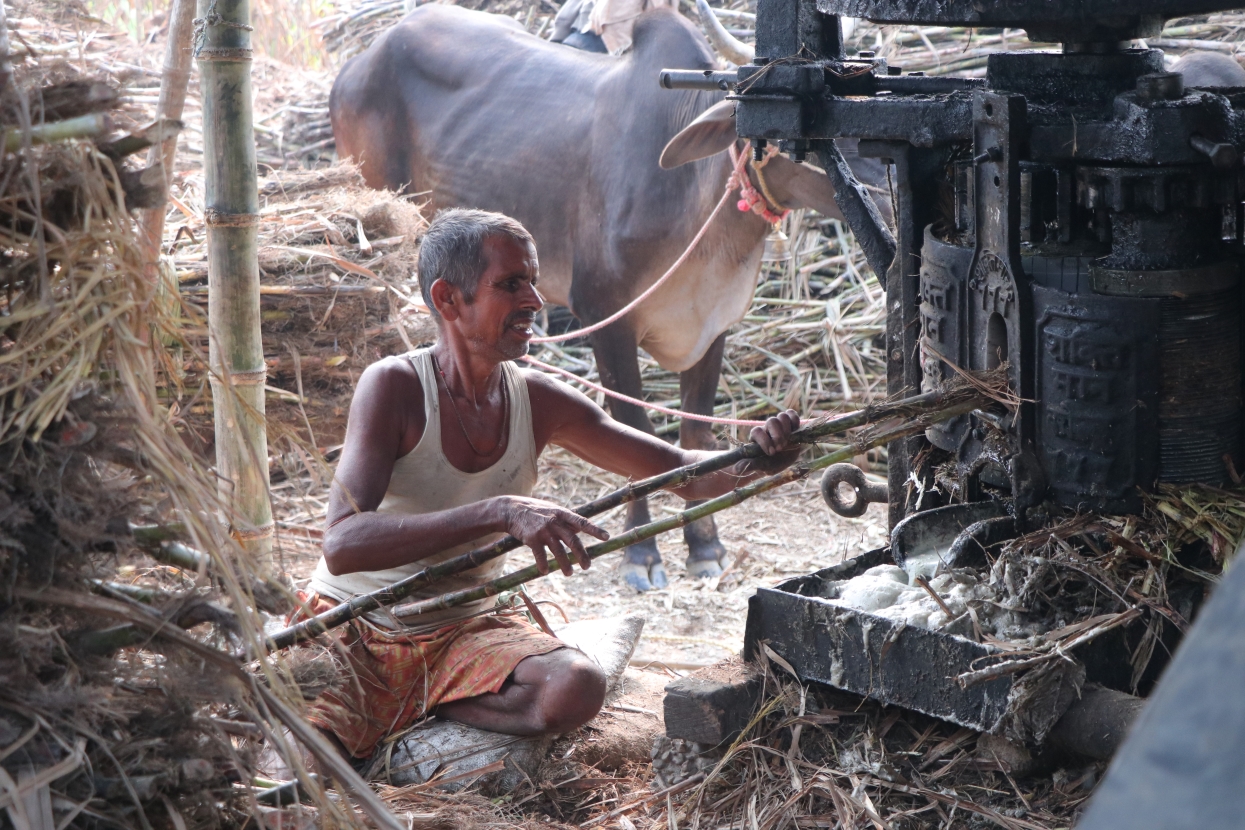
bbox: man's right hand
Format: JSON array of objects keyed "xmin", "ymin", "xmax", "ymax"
[{"xmin": 496, "ymin": 496, "xmax": 610, "ymax": 577}]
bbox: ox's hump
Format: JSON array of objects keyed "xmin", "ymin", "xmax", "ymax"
[
  {"xmin": 373, "ymin": 2, "xmax": 611, "ymax": 87},
  {"xmin": 629, "ymin": 7, "xmax": 717, "ymax": 69}
]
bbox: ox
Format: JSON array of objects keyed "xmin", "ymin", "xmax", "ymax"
[
  {"xmin": 1172, "ymin": 50, "xmax": 1245, "ymax": 87},
  {"xmin": 330, "ymin": 4, "xmax": 873, "ymax": 591}
]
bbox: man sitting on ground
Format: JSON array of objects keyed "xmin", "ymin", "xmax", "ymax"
[{"xmin": 302, "ymin": 208, "xmax": 802, "ymax": 761}]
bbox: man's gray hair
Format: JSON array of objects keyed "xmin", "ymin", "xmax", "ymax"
[{"xmin": 419, "ymin": 208, "xmax": 534, "ymax": 317}]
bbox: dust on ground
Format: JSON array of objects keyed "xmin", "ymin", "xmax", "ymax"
[{"xmin": 274, "ymin": 444, "xmax": 889, "ymax": 669}]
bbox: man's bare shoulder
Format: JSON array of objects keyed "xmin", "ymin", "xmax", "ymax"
[
  {"xmin": 359, "ymin": 354, "xmax": 423, "ymax": 395},
  {"xmin": 347, "ymin": 354, "xmax": 427, "ymax": 454},
  {"xmin": 349, "ymin": 354, "xmax": 425, "ymax": 423}
]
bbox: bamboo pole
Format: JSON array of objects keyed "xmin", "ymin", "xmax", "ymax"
[
  {"xmin": 0, "ymin": 2, "xmax": 10, "ymax": 101},
  {"xmin": 137, "ymin": 0, "xmax": 196, "ymax": 267},
  {"xmin": 389, "ymin": 397, "xmax": 981, "ymax": 620},
  {"xmin": 260, "ymin": 387, "xmax": 986, "ymax": 652},
  {"xmin": 198, "ymin": 0, "xmax": 274, "ymax": 564}
]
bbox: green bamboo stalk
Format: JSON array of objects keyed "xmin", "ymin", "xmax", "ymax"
[
  {"xmin": 388, "ymin": 397, "xmax": 980, "ymax": 620},
  {"xmin": 1, "ymin": 114, "xmax": 107, "ymax": 152},
  {"xmin": 259, "ymin": 385, "xmax": 985, "ymax": 653},
  {"xmin": 199, "ymin": 0, "xmax": 274, "ymax": 565}
]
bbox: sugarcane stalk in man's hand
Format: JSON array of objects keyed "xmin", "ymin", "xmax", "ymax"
[{"xmin": 388, "ymin": 396, "xmax": 981, "ymax": 620}]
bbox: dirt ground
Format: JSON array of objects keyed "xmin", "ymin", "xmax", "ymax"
[{"xmin": 273, "ymin": 443, "xmax": 889, "ymax": 669}]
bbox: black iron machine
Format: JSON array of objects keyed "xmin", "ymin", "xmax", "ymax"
[
  {"xmin": 665, "ymin": 0, "xmax": 1245, "ymax": 525},
  {"xmin": 660, "ymin": 4, "xmax": 1245, "ymax": 823}
]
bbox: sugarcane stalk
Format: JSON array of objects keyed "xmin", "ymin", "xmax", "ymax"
[
  {"xmin": 366, "ymin": 397, "xmax": 980, "ymax": 623},
  {"xmin": 260, "ymin": 385, "xmax": 986, "ymax": 653},
  {"xmin": 1, "ymin": 114, "xmax": 108, "ymax": 152},
  {"xmin": 199, "ymin": 0, "xmax": 275, "ymax": 565},
  {"xmin": 77, "ymin": 582, "xmax": 239, "ymax": 656},
  {"xmin": 137, "ymin": 0, "xmax": 197, "ymax": 266},
  {"xmin": 130, "ymin": 526, "xmax": 290, "ymax": 615},
  {"xmin": 389, "ymin": 397, "xmax": 980, "ymax": 619}
]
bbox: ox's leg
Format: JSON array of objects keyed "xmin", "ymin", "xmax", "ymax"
[
  {"xmin": 590, "ymin": 324, "xmax": 668, "ymax": 592},
  {"xmin": 678, "ymin": 333, "xmax": 729, "ymax": 578}
]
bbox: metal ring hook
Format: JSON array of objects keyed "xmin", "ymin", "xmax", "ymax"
[{"xmin": 820, "ymin": 463, "xmax": 888, "ymax": 518}]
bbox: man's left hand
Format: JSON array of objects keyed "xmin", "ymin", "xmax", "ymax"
[{"xmin": 745, "ymin": 409, "xmax": 803, "ymax": 473}]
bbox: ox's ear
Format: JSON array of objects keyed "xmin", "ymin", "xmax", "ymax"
[{"xmin": 659, "ymin": 101, "xmax": 737, "ymax": 169}]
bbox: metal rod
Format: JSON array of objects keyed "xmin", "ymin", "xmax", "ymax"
[{"xmin": 659, "ymin": 68, "xmax": 737, "ymax": 90}]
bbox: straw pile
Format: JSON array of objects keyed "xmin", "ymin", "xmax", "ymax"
[
  {"xmin": 368, "ymin": 657, "xmax": 1101, "ymax": 830},
  {"xmin": 164, "ymin": 161, "xmax": 434, "ymax": 466},
  {"xmin": 44, "ymin": 2, "xmax": 338, "ymax": 172},
  {"xmin": 645, "ymin": 665, "xmax": 1092, "ymax": 830},
  {"xmin": 0, "ymin": 9, "xmax": 379, "ymax": 830}
]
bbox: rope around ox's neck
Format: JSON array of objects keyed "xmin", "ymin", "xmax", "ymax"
[
  {"xmin": 525, "ymin": 146, "xmax": 800, "ymax": 427},
  {"xmin": 530, "ymin": 146, "xmax": 751, "ymax": 345}
]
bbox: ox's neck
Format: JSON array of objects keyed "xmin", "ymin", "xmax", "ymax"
[{"xmin": 699, "ymin": 144, "xmax": 772, "ymax": 263}]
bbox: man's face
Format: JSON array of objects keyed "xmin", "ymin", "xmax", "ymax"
[{"xmin": 457, "ymin": 235, "xmax": 544, "ymax": 361}]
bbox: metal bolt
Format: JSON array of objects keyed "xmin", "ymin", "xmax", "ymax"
[
  {"xmin": 752, "ymin": 138, "xmax": 767, "ymax": 162},
  {"xmin": 972, "ymin": 146, "xmax": 1003, "ymax": 165},
  {"xmin": 786, "ymin": 140, "xmax": 808, "ymax": 164},
  {"xmin": 1190, "ymin": 134, "xmax": 1238, "ymax": 170},
  {"xmin": 890, "ymin": 349, "xmax": 903, "ymax": 362}
]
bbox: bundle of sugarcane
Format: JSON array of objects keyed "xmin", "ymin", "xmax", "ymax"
[{"xmin": 846, "ymin": 11, "xmax": 1245, "ymax": 78}]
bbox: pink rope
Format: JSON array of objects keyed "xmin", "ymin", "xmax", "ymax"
[
  {"xmin": 530, "ymin": 147, "xmax": 751, "ymax": 345},
  {"xmin": 522, "ymin": 355, "xmax": 768, "ymax": 426},
  {"xmin": 733, "ymin": 143, "xmax": 791, "ymax": 224}
]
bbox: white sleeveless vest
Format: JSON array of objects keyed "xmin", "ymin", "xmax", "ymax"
[{"xmin": 309, "ymin": 349, "xmax": 538, "ymax": 627}]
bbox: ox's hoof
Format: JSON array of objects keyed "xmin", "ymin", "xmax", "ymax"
[
  {"xmin": 621, "ymin": 562, "xmax": 668, "ymax": 592},
  {"xmin": 686, "ymin": 557, "xmax": 724, "ymax": 579},
  {"xmin": 683, "ymin": 510, "xmax": 726, "ymax": 578}
]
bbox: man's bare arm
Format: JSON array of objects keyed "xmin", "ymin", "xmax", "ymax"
[
  {"xmin": 322, "ymin": 359, "xmax": 606, "ymax": 577},
  {"xmin": 526, "ymin": 371, "xmax": 801, "ymax": 500}
]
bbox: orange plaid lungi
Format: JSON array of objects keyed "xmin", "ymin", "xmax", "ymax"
[{"xmin": 294, "ymin": 593, "xmax": 566, "ymax": 758}]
